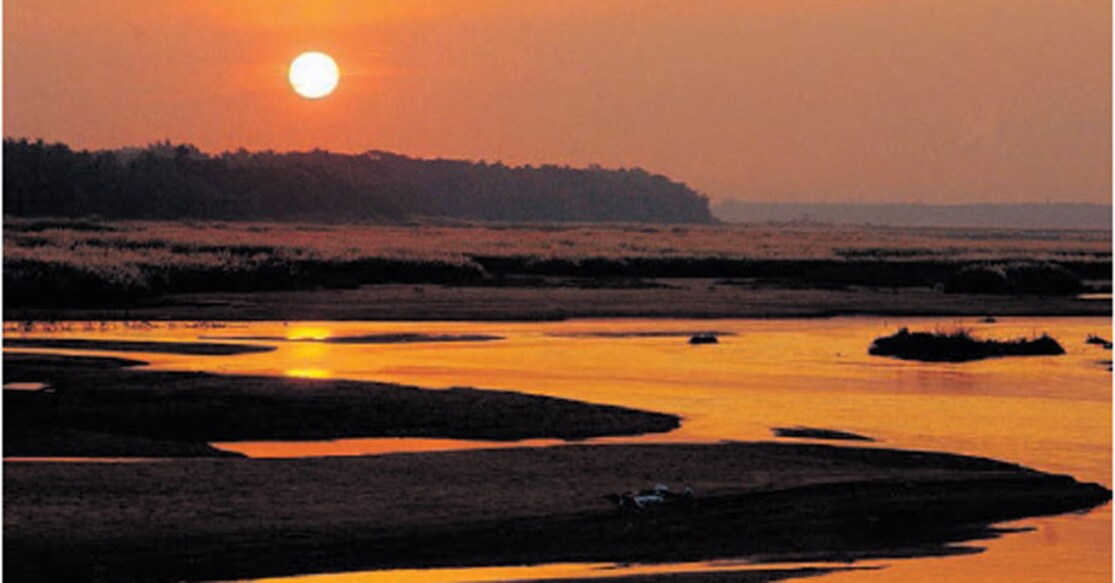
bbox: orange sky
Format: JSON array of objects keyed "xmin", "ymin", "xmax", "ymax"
[{"xmin": 4, "ymin": 0, "xmax": 1111, "ymax": 203}]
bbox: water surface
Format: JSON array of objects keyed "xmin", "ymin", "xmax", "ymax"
[{"xmin": 5, "ymin": 316, "xmax": 1110, "ymax": 581}]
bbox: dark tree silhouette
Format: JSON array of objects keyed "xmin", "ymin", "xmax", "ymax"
[{"xmin": 3, "ymin": 139, "xmax": 714, "ymax": 224}]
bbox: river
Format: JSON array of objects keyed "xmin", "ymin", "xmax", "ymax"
[{"xmin": 4, "ymin": 316, "xmax": 1110, "ymax": 581}]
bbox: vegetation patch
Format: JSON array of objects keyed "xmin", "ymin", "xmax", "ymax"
[
  {"xmin": 868, "ymin": 328, "xmax": 1065, "ymax": 362},
  {"xmin": 5, "ymin": 219, "xmax": 1110, "ymax": 310},
  {"xmin": 944, "ymin": 262, "xmax": 1084, "ymax": 295},
  {"xmin": 1085, "ymin": 334, "xmax": 1112, "ymax": 349}
]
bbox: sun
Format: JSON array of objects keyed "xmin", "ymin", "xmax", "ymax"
[{"xmin": 289, "ymin": 52, "xmax": 339, "ymax": 99}]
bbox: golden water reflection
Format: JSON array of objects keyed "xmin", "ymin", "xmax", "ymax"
[
  {"xmin": 15, "ymin": 317, "xmax": 1104, "ymax": 482},
  {"xmin": 241, "ymin": 560, "xmax": 864, "ymax": 583},
  {"xmin": 3, "ymin": 381, "xmax": 49, "ymax": 391},
  {"xmin": 284, "ymin": 368, "xmax": 333, "ymax": 379},
  {"xmin": 5, "ymin": 316, "xmax": 1111, "ymax": 582},
  {"xmin": 236, "ymin": 509, "xmax": 1111, "ymax": 583},
  {"xmin": 212, "ymin": 437, "xmax": 569, "ymax": 458}
]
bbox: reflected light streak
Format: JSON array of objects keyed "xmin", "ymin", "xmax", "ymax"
[
  {"xmin": 3, "ymin": 317, "xmax": 1110, "ymax": 583},
  {"xmin": 285, "ymin": 368, "xmax": 333, "ymax": 379},
  {"xmin": 285, "ymin": 326, "xmax": 332, "ymax": 341},
  {"xmin": 212, "ymin": 437, "xmax": 569, "ymax": 458}
]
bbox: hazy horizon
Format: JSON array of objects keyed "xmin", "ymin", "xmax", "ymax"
[
  {"xmin": 712, "ymin": 200, "xmax": 1113, "ymax": 229},
  {"xmin": 5, "ymin": 0, "xmax": 1111, "ymax": 205}
]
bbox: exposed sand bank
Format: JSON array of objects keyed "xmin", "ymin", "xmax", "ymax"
[
  {"xmin": 5, "ymin": 443, "xmax": 1108, "ymax": 582},
  {"xmin": 4, "ymin": 353, "xmax": 679, "ymax": 458}
]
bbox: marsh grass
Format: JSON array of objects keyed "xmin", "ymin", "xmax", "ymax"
[
  {"xmin": 4, "ymin": 219, "xmax": 1109, "ymax": 306},
  {"xmin": 944, "ymin": 262, "xmax": 1085, "ymax": 294}
]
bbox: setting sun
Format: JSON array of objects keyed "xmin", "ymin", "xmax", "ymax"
[
  {"xmin": 289, "ymin": 51, "xmax": 339, "ymax": 99},
  {"xmin": 3, "ymin": 2, "xmax": 1111, "ymax": 583}
]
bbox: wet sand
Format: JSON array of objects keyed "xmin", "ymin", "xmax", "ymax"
[
  {"xmin": 4, "ymin": 443, "xmax": 1108, "ymax": 582},
  {"xmin": 3, "ymin": 353, "xmax": 679, "ymax": 457}
]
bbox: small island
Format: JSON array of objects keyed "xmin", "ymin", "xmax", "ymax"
[
  {"xmin": 688, "ymin": 333, "xmax": 720, "ymax": 345},
  {"xmin": 869, "ymin": 328, "xmax": 1065, "ymax": 362}
]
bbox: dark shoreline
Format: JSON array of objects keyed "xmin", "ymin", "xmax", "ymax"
[
  {"xmin": 5, "ymin": 443, "xmax": 1109, "ymax": 583},
  {"xmin": 5, "ymin": 281, "xmax": 1109, "ymax": 322},
  {"xmin": 4, "ymin": 353, "xmax": 679, "ymax": 458},
  {"xmin": 3, "ymin": 337, "xmax": 276, "ymax": 355}
]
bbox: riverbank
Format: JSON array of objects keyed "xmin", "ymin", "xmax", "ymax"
[
  {"xmin": 5, "ymin": 280, "xmax": 1110, "ymax": 321},
  {"xmin": 5, "ymin": 221, "xmax": 1109, "ymax": 321},
  {"xmin": 5, "ymin": 442, "xmax": 1109, "ymax": 582}
]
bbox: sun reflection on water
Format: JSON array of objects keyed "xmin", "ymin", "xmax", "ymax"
[
  {"xmin": 4, "ymin": 317, "xmax": 1110, "ymax": 583},
  {"xmin": 284, "ymin": 368, "xmax": 333, "ymax": 379},
  {"xmin": 285, "ymin": 326, "xmax": 332, "ymax": 341}
]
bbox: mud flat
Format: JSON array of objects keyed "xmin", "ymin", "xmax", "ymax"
[
  {"xmin": 4, "ymin": 354, "xmax": 679, "ymax": 458},
  {"xmin": 772, "ymin": 427, "xmax": 875, "ymax": 442},
  {"xmin": 4, "ymin": 442, "xmax": 1109, "ymax": 582}
]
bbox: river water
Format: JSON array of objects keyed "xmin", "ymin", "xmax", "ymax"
[{"xmin": 4, "ymin": 316, "xmax": 1111, "ymax": 582}]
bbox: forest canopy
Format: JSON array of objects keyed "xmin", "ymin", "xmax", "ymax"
[{"xmin": 3, "ymin": 139, "xmax": 713, "ymax": 224}]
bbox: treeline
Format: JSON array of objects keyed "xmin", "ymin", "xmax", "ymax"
[{"xmin": 3, "ymin": 139, "xmax": 713, "ymax": 223}]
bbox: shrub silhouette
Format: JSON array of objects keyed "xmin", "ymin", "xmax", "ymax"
[
  {"xmin": 869, "ymin": 328, "xmax": 1065, "ymax": 362},
  {"xmin": 944, "ymin": 262, "xmax": 1083, "ymax": 295}
]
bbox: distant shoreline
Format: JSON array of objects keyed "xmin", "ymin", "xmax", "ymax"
[
  {"xmin": 6, "ymin": 220, "xmax": 1108, "ymax": 321},
  {"xmin": 6, "ymin": 282, "xmax": 1108, "ymax": 322},
  {"xmin": 712, "ymin": 201, "xmax": 1114, "ymax": 230}
]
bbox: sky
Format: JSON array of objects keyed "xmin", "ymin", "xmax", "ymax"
[{"xmin": 4, "ymin": 0, "xmax": 1111, "ymax": 204}]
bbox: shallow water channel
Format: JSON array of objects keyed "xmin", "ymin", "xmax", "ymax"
[{"xmin": 4, "ymin": 316, "xmax": 1111, "ymax": 582}]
